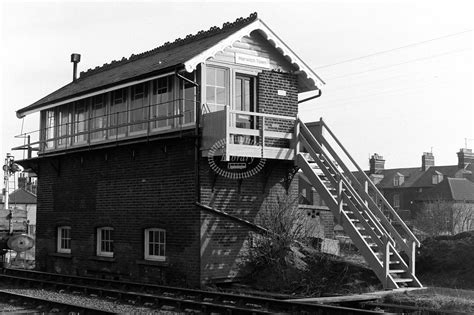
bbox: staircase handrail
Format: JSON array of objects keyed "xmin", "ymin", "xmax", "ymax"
[
  {"xmin": 313, "ymin": 118, "xmax": 420, "ymax": 248},
  {"xmin": 298, "ymin": 133, "xmax": 391, "ymax": 245}
]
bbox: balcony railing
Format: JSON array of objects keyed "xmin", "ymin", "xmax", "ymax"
[
  {"xmin": 13, "ymin": 99, "xmax": 196, "ymax": 156},
  {"xmin": 201, "ymin": 104, "xmax": 296, "ymax": 160}
]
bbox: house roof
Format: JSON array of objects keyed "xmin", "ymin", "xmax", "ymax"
[
  {"xmin": 0, "ymin": 189, "xmax": 37, "ymax": 205},
  {"xmin": 17, "ymin": 13, "xmax": 324, "ymax": 118},
  {"xmin": 416, "ymin": 178, "xmax": 474, "ymax": 202},
  {"xmin": 366, "ymin": 165, "xmax": 460, "ymax": 189}
]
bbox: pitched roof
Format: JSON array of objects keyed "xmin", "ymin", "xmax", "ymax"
[
  {"xmin": 17, "ymin": 13, "xmax": 324, "ymax": 118},
  {"xmin": 368, "ymin": 165, "xmax": 460, "ymax": 189},
  {"xmin": 416, "ymin": 178, "xmax": 474, "ymax": 202},
  {"xmin": 0, "ymin": 189, "xmax": 37, "ymax": 205}
]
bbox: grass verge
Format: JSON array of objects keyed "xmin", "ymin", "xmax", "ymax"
[{"xmin": 383, "ymin": 287, "xmax": 474, "ymax": 313}]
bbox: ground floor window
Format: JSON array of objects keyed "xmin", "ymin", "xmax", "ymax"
[
  {"xmin": 57, "ymin": 226, "xmax": 71, "ymax": 254},
  {"xmin": 144, "ymin": 228, "xmax": 166, "ymax": 261},
  {"xmin": 97, "ymin": 227, "xmax": 114, "ymax": 257}
]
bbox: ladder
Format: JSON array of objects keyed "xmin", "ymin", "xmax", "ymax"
[{"xmin": 295, "ymin": 118, "xmax": 422, "ymax": 289}]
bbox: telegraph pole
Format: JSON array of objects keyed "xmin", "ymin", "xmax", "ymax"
[{"xmin": 3, "ymin": 154, "xmax": 20, "ymax": 235}]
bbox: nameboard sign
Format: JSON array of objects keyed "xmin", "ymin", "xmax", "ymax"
[{"xmin": 235, "ymin": 53, "xmax": 270, "ymax": 69}]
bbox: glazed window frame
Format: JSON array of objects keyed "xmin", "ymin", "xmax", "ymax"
[
  {"xmin": 57, "ymin": 226, "xmax": 71, "ymax": 254},
  {"xmin": 96, "ymin": 227, "xmax": 114, "ymax": 257},
  {"xmin": 144, "ymin": 228, "xmax": 166, "ymax": 261}
]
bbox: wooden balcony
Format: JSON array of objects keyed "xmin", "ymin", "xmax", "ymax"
[{"xmin": 201, "ymin": 105, "xmax": 296, "ymax": 160}]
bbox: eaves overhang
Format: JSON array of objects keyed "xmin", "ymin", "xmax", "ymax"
[{"xmin": 184, "ymin": 19, "xmax": 325, "ymax": 91}]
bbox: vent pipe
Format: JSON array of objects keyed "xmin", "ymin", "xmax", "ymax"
[{"xmin": 71, "ymin": 53, "xmax": 81, "ymax": 81}]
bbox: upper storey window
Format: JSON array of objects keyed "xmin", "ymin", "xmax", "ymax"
[
  {"xmin": 57, "ymin": 104, "xmax": 71, "ymax": 148},
  {"xmin": 152, "ymin": 76, "xmax": 173, "ymax": 130},
  {"xmin": 206, "ymin": 66, "xmax": 228, "ymax": 111},
  {"xmin": 74, "ymin": 99, "xmax": 89, "ymax": 145},
  {"xmin": 44, "ymin": 109, "xmax": 55, "ymax": 150},
  {"xmin": 393, "ymin": 173, "xmax": 404, "ymax": 187},
  {"xmin": 109, "ymin": 88, "xmax": 128, "ymax": 138},
  {"xmin": 432, "ymin": 171, "xmax": 443, "ymax": 185},
  {"xmin": 181, "ymin": 71, "xmax": 196, "ymax": 126},
  {"xmin": 91, "ymin": 94, "xmax": 107, "ymax": 141},
  {"xmin": 38, "ymin": 74, "xmax": 196, "ymax": 153},
  {"xmin": 130, "ymin": 82, "xmax": 149, "ymax": 135}
]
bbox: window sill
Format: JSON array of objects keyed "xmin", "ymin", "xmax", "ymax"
[
  {"xmin": 136, "ymin": 259, "xmax": 169, "ymax": 267},
  {"xmin": 49, "ymin": 252, "xmax": 72, "ymax": 259},
  {"xmin": 89, "ymin": 256, "xmax": 116, "ymax": 262}
]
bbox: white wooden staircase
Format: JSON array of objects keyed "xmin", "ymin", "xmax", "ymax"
[{"xmin": 295, "ymin": 118, "xmax": 423, "ymax": 289}]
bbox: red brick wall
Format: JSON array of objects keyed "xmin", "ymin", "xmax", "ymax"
[
  {"xmin": 35, "ymin": 138, "xmax": 201, "ymax": 286},
  {"xmin": 199, "ymin": 158, "xmax": 298, "ymax": 283},
  {"xmin": 198, "ymin": 70, "xmax": 300, "ymax": 283},
  {"xmin": 258, "ymin": 70, "xmax": 298, "ymax": 148}
]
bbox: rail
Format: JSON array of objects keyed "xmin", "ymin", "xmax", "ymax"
[
  {"xmin": 202, "ymin": 104, "xmax": 296, "ymax": 160},
  {"xmin": 12, "ymin": 98, "xmax": 197, "ymax": 156},
  {"xmin": 1, "ymin": 268, "xmax": 382, "ymax": 314}
]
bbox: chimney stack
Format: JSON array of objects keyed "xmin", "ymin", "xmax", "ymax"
[
  {"xmin": 421, "ymin": 152, "xmax": 435, "ymax": 171},
  {"xmin": 457, "ymin": 148, "xmax": 474, "ymax": 169},
  {"xmin": 369, "ymin": 153, "xmax": 385, "ymax": 174},
  {"xmin": 71, "ymin": 53, "xmax": 81, "ymax": 81}
]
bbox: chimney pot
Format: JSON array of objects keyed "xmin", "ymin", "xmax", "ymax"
[
  {"xmin": 422, "ymin": 152, "xmax": 435, "ymax": 171},
  {"xmin": 71, "ymin": 53, "xmax": 81, "ymax": 81},
  {"xmin": 458, "ymin": 148, "xmax": 474, "ymax": 169},
  {"xmin": 369, "ymin": 153, "xmax": 385, "ymax": 174}
]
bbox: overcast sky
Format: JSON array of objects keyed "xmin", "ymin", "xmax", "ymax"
[{"xmin": 1, "ymin": 0, "xmax": 473, "ymax": 173}]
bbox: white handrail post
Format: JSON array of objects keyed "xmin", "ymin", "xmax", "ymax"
[
  {"xmin": 261, "ymin": 116, "xmax": 265, "ymax": 158},
  {"xmin": 294, "ymin": 117, "xmax": 300, "ymax": 160},
  {"xmin": 384, "ymin": 240, "xmax": 390, "ymax": 288},
  {"xmin": 409, "ymin": 240, "xmax": 416, "ymax": 276},
  {"xmin": 224, "ymin": 105, "xmax": 230, "ymax": 161},
  {"xmin": 338, "ymin": 176, "xmax": 343, "ymax": 216},
  {"xmin": 364, "ymin": 180, "xmax": 369, "ymax": 207}
]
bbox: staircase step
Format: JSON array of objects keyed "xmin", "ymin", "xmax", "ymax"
[
  {"xmin": 393, "ymin": 278, "xmax": 413, "ymax": 283},
  {"xmin": 389, "ymin": 269, "xmax": 406, "ymax": 274}
]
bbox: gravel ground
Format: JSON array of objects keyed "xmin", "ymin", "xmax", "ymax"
[{"xmin": 0, "ymin": 285, "xmax": 183, "ymax": 314}]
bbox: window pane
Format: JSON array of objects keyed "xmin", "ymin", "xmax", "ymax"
[
  {"xmin": 206, "ymin": 87, "xmax": 215, "ymax": 104},
  {"xmin": 109, "ymin": 89, "xmax": 127, "ymax": 137},
  {"xmin": 206, "ymin": 68, "xmax": 215, "ymax": 85},
  {"xmin": 130, "ymin": 83, "xmax": 148, "ymax": 133},
  {"xmin": 235, "ymin": 79, "xmax": 242, "ymax": 111},
  {"xmin": 216, "ymin": 87, "xmax": 226, "ymax": 105},
  {"xmin": 152, "ymin": 77, "xmax": 173, "ymax": 130},
  {"xmin": 45, "ymin": 110, "xmax": 55, "ymax": 149},
  {"xmin": 74, "ymin": 100, "xmax": 88, "ymax": 144},
  {"xmin": 216, "ymin": 69, "xmax": 225, "ymax": 87},
  {"xmin": 244, "ymin": 80, "xmax": 251, "ymax": 111}
]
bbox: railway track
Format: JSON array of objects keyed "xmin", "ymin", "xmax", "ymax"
[
  {"xmin": 1, "ymin": 268, "xmax": 382, "ymax": 314},
  {"xmin": 0, "ymin": 289, "xmax": 114, "ymax": 314}
]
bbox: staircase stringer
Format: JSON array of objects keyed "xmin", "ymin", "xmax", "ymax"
[
  {"xmin": 305, "ymin": 123, "xmax": 413, "ymax": 254},
  {"xmin": 296, "ymin": 119, "xmax": 422, "ymax": 289},
  {"xmin": 296, "ymin": 154, "xmax": 388, "ymax": 284},
  {"xmin": 299, "ymin": 133, "xmax": 391, "ymax": 245}
]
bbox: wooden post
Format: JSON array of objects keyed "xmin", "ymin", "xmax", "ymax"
[
  {"xmin": 261, "ymin": 116, "xmax": 265, "ymax": 158},
  {"xmin": 294, "ymin": 117, "xmax": 300, "ymax": 161},
  {"xmin": 338, "ymin": 176, "xmax": 343, "ymax": 215},
  {"xmin": 384, "ymin": 240, "xmax": 390, "ymax": 289},
  {"xmin": 224, "ymin": 106, "xmax": 230, "ymax": 161},
  {"xmin": 364, "ymin": 180, "xmax": 369, "ymax": 208},
  {"xmin": 409, "ymin": 240, "xmax": 416, "ymax": 276}
]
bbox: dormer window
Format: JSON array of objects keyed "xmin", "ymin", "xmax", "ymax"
[
  {"xmin": 393, "ymin": 173, "xmax": 404, "ymax": 186},
  {"xmin": 432, "ymin": 171, "xmax": 443, "ymax": 185}
]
